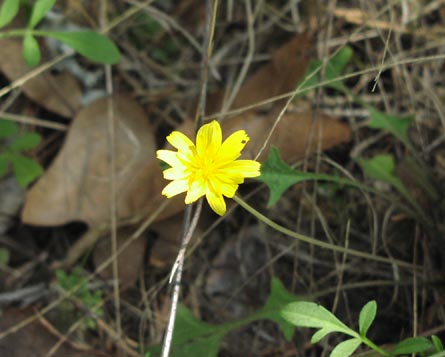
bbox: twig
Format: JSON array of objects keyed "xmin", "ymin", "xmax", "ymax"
[
  {"xmin": 100, "ymin": 0, "xmax": 123, "ymax": 348},
  {"xmin": 0, "ymin": 283, "xmax": 47, "ymax": 304},
  {"xmin": 0, "ymin": 112, "xmax": 68, "ymax": 131},
  {"xmin": 219, "ymin": 0, "xmax": 255, "ymax": 122},
  {"xmin": 161, "ymin": 201, "xmax": 202, "ymax": 357}
]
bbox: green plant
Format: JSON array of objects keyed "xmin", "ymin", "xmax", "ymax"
[
  {"xmin": 56, "ymin": 266, "xmax": 104, "ymax": 329},
  {"xmin": 0, "ymin": 119, "xmax": 43, "ymax": 187},
  {"xmin": 147, "ymin": 278, "xmax": 302, "ymax": 357},
  {"xmin": 278, "ymin": 46, "xmax": 439, "ymax": 222},
  {"xmin": 281, "ymin": 300, "xmax": 444, "ymax": 356},
  {"xmin": 0, "ymin": 247, "xmax": 10, "ymax": 266},
  {"xmin": 0, "ymin": 0, "xmax": 120, "ymax": 66}
]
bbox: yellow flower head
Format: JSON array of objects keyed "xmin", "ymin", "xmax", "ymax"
[{"xmin": 156, "ymin": 120, "xmax": 261, "ymax": 215}]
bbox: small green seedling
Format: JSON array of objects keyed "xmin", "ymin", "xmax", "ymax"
[
  {"xmin": 281, "ymin": 300, "xmax": 442, "ymax": 357},
  {"xmin": 0, "ymin": 0, "xmax": 120, "ymax": 67},
  {"xmin": 56, "ymin": 266, "xmax": 104, "ymax": 330},
  {"xmin": 0, "ymin": 119, "xmax": 43, "ymax": 187}
]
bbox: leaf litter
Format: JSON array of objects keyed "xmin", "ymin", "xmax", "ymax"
[{"xmin": 3, "ymin": 1, "xmax": 442, "ymax": 356}]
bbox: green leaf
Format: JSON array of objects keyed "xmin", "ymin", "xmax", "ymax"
[
  {"xmin": 170, "ymin": 305, "xmax": 225, "ymax": 357},
  {"xmin": 255, "ymin": 278, "xmax": 301, "ymax": 341},
  {"xmin": 37, "ymin": 30, "xmax": 120, "ymax": 64},
  {"xmin": 9, "ymin": 153, "xmax": 43, "ymax": 187},
  {"xmin": 147, "ymin": 278, "xmax": 301, "ymax": 356},
  {"xmin": 358, "ymin": 300, "xmax": 376, "ymax": 337},
  {"xmin": 0, "ymin": 0, "xmax": 20, "ymax": 29},
  {"xmin": 298, "ymin": 46, "xmax": 353, "ymax": 94},
  {"xmin": 258, "ymin": 147, "xmax": 358, "ymax": 206},
  {"xmin": 330, "ymin": 338, "xmax": 362, "ymax": 357},
  {"xmin": 0, "ymin": 153, "xmax": 9, "ymax": 177},
  {"xmin": 432, "ymin": 336, "xmax": 444, "ymax": 352},
  {"xmin": 0, "ymin": 119, "xmax": 19, "ymax": 137},
  {"xmin": 10, "ymin": 132, "xmax": 41, "ymax": 151},
  {"xmin": 430, "ymin": 352, "xmax": 445, "ymax": 357},
  {"xmin": 280, "ymin": 302, "xmax": 357, "ymax": 343},
  {"xmin": 23, "ymin": 33, "xmax": 41, "ymax": 67},
  {"xmin": 0, "ymin": 247, "xmax": 10, "ymax": 266},
  {"xmin": 258, "ymin": 147, "xmax": 317, "ymax": 206},
  {"xmin": 28, "ymin": 0, "xmax": 56, "ymax": 28},
  {"xmin": 368, "ymin": 107, "xmax": 414, "ymax": 146},
  {"xmin": 391, "ymin": 337, "xmax": 433, "ymax": 355},
  {"xmin": 324, "ymin": 46, "xmax": 353, "ymax": 90},
  {"xmin": 146, "ymin": 305, "xmax": 225, "ymax": 357},
  {"xmin": 356, "ymin": 154, "xmax": 413, "ymax": 206}
]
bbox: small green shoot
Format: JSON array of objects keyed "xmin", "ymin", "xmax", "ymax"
[
  {"xmin": 0, "ymin": 119, "xmax": 43, "ymax": 187},
  {"xmin": 0, "ymin": 0, "xmax": 121, "ymax": 66},
  {"xmin": 298, "ymin": 46, "xmax": 353, "ymax": 95},
  {"xmin": 22, "ymin": 32, "xmax": 41, "ymax": 67},
  {"xmin": 56, "ymin": 267, "xmax": 104, "ymax": 330},
  {"xmin": 0, "ymin": 0, "xmax": 20, "ymax": 29},
  {"xmin": 358, "ymin": 300, "xmax": 377, "ymax": 337},
  {"xmin": 281, "ymin": 300, "xmax": 442, "ymax": 356},
  {"xmin": 27, "ymin": 0, "xmax": 56, "ymax": 29},
  {"xmin": 368, "ymin": 108, "xmax": 414, "ymax": 148},
  {"xmin": 356, "ymin": 154, "xmax": 417, "ymax": 207},
  {"xmin": 0, "ymin": 247, "xmax": 10, "ymax": 266}
]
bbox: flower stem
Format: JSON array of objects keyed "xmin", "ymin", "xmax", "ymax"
[
  {"xmin": 361, "ymin": 336, "xmax": 390, "ymax": 356},
  {"xmin": 232, "ymin": 195, "xmax": 416, "ymax": 270}
]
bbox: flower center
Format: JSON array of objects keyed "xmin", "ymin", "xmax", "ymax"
[{"xmin": 191, "ymin": 155, "xmax": 217, "ymax": 183}]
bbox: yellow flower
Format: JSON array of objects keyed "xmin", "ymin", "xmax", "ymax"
[{"xmin": 156, "ymin": 120, "xmax": 261, "ymax": 215}]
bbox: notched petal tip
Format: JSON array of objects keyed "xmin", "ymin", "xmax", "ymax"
[{"xmin": 217, "ymin": 130, "xmax": 251, "ymax": 162}]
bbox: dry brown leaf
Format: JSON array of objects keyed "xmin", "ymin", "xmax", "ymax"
[
  {"xmin": 0, "ymin": 308, "xmax": 105, "ymax": 357},
  {"xmin": 93, "ymin": 230, "xmax": 147, "ymax": 289},
  {"xmin": 22, "ymin": 95, "xmax": 157, "ymax": 226},
  {"xmin": 0, "ymin": 39, "xmax": 82, "ymax": 117},
  {"xmin": 207, "ymin": 33, "xmax": 312, "ymax": 115},
  {"xmin": 222, "ymin": 109, "xmax": 352, "ymax": 162}
]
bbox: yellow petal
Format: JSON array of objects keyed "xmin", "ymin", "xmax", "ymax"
[
  {"xmin": 196, "ymin": 120, "xmax": 222, "ymax": 157},
  {"xmin": 185, "ymin": 180, "xmax": 206, "ymax": 204},
  {"xmin": 223, "ymin": 160, "xmax": 261, "ymax": 178},
  {"xmin": 156, "ymin": 149, "xmax": 181, "ymax": 167},
  {"xmin": 162, "ymin": 180, "xmax": 189, "ymax": 198},
  {"xmin": 167, "ymin": 131, "xmax": 195, "ymax": 152},
  {"xmin": 209, "ymin": 175, "xmax": 239, "ymax": 197},
  {"xmin": 163, "ymin": 167, "xmax": 188, "ymax": 180},
  {"xmin": 206, "ymin": 189, "xmax": 226, "ymax": 216},
  {"xmin": 218, "ymin": 181, "xmax": 238, "ymax": 198},
  {"xmin": 217, "ymin": 130, "xmax": 249, "ymax": 162}
]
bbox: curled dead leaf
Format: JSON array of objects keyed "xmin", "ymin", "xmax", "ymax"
[{"xmin": 0, "ymin": 39, "xmax": 82, "ymax": 117}]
